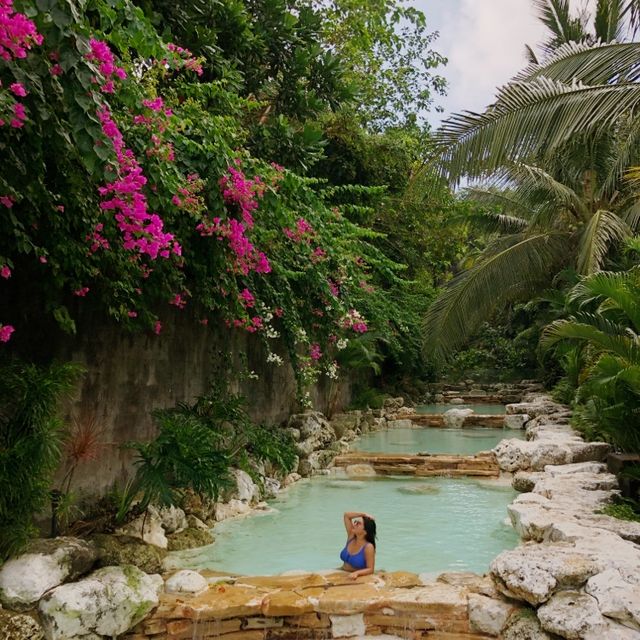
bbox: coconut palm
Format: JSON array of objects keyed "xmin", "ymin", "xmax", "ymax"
[
  {"xmin": 540, "ymin": 268, "xmax": 640, "ymax": 450},
  {"xmin": 423, "ymin": 7, "xmax": 640, "ymax": 359}
]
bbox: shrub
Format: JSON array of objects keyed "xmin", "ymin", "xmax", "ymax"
[{"xmin": 0, "ymin": 361, "xmax": 83, "ymax": 559}]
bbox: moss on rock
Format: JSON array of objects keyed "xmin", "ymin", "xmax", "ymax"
[
  {"xmin": 166, "ymin": 527, "xmax": 214, "ymax": 551},
  {"xmin": 90, "ymin": 534, "xmax": 167, "ymax": 574}
]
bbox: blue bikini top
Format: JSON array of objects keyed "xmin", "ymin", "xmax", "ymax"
[{"xmin": 340, "ymin": 537, "xmax": 369, "ymax": 570}]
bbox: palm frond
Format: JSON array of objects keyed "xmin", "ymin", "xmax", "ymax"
[
  {"xmin": 594, "ymin": 0, "xmax": 625, "ymax": 42},
  {"xmin": 453, "ymin": 206, "xmax": 530, "ymax": 234},
  {"xmin": 501, "ymin": 163, "xmax": 587, "ymax": 219},
  {"xmin": 569, "ymin": 268, "xmax": 640, "ymax": 330},
  {"xmin": 525, "ymin": 44, "xmax": 540, "ymax": 65},
  {"xmin": 541, "ymin": 316, "xmax": 640, "ymax": 362},
  {"xmin": 533, "ymin": 0, "xmax": 587, "ymax": 54},
  {"xmin": 463, "ymin": 187, "xmax": 534, "ymax": 220},
  {"xmin": 576, "ymin": 209, "xmax": 631, "ymax": 273},
  {"xmin": 517, "ymin": 41, "xmax": 640, "ymax": 84},
  {"xmin": 434, "ymin": 79, "xmax": 640, "ymax": 184},
  {"xmin": 423, "ymin": 232, "xmax": 564, "ymax": 359}
]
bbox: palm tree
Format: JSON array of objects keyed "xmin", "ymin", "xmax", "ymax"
[
  {"xmin": 423, "ymin": 3, "xmax": 640, "ymax": 360},
  {"xmin": 540, "ymin": 268, "xmax": 640, "ymax": 450}
]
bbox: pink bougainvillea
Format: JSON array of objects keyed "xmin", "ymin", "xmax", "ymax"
[
  {"xmin": 310, "ymin": 343, "xmax": 322, "ymax": 360},
  {"xmin": 0, "ymin": 0, "xmax": 43, "ymax": 62},
  {"xmin": 73, "ymin": 287, "xmax": 89, "ymax": 297},
  {"xmin": 0, "ymin": 324, "xmax": 15, "ymax": 342},
  {"xmin": 96, "ymin": 104, "xmax": 181, "ymax": 260},
  {"xmin": 0, "ymin": 265, "xmax": 11, "ymax": 279}
]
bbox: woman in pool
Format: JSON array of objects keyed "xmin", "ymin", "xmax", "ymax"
[{"xmin": 340, "ymin": 511, "xmax": 376, "ymax": 579}]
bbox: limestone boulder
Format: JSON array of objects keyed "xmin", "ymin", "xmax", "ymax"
[
  {"xmin": 512, "ymin": 471, "xmax": 545, "ymax": 492},
  {"xmin": 330, "ymin": 613, "xmax": 365, "ymax": 637},
  {"xmin": 330, "ymin": 413, "xmax": 360, "ymax": 439},
  {"xmin": 386, "ymin": 419, "xmax": 413, "ymax": 429},
  {"xmin": 544, "ymin": 462, "xmax": 607, "ymax": 476},
  {"xmin": 504, "ymin": 414, "xmax": 530, "ymax": 430},
  {"xmin": 92, "ymin": 534, "xmax": 167, "ymax": 574},
  {"xmin": 505, "ymin": 398, "xmax": 563, "ymax": 417},
  {"xmin": 290, "ymin": 411, "xmax": 334, "ymax": 441},
  {"xmin": 263, "ymin": 477, "xmax": 281, "ymax": 499},
  {"xmin": 501, "ymin": 609, "xmax": 558, "ymax": 640},
  {"xmin": 166, "ymin": 527, "xmax": 214, "ymax": 551},
  {"xmin": 213, "ymin": 498, "xmax": 252, "ymax": 521},
  {"xmin": 448, "ymin": 397, "xmax": 466, "ymax": 404},
  {"xmin": 490, "ymin": 543, "xmax": 601, "ymax": 605},
  {"xmin": 537, "ymin": 590, "xmax": 606, "ymax": 639},
  {"xmin": 165, "ymin": 570, "xmax": 208, "ymax": 596},
  {"xmin": 585, "ymin": 568, "xmax": 640, "ymax": 629},
  {"xmin": 493, "ymin": 439, "xmax": 573, "ymax": 472},
  {"xmin": 151, "ymin": 504, "xmax": 187, "ymax": 534},
  {"xmin": 567, "ymin": 441, "xmax": 611, "ymax": 463},
  {"xmin": 116, "ymin": 510, "xmax": 168, "ymax": 549},
  {"xmin": 38, "ymin": 565, "xmax": 162, "ymax": 640},
  {"xmin": 468, "ymin": 593, "xmax": 519, "ymax": 636},
  {"xmin": 443, "ymin": 408, "xmax": 474, "ymax": 429},
  {"xmin": 383, "ymin": 397, "xmax": 404, "ymax": 411},
  {"xmin": 0, "ymin": 609, "xmax": 44, "ymax": 640},
  {"xmin": 0, "ymin": 537, "xmax": 97, "ymax": 609}
]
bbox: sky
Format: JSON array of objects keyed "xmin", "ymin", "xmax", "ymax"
[{"xmin": 415, "ymin": 0, "xmax": 595, "ymax": 128}]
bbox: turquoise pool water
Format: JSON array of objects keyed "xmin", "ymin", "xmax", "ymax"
[
  {"xmin": 353, "ymin": 427, "xmax": 522, "ymax": 456},
  {"xmin": 416, "ymin": 404, "xmax": 506, "ymax": 415},
  {"xmin": 172, "ymin": 475, "xmax": 518, "ymax": 576}
]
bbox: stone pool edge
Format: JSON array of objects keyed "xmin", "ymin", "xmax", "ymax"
[{"xmin": 119, "ymin": 393, "xmax": 640, "ymax": 639}]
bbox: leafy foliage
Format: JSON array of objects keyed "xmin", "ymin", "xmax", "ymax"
[
  {"xmin": 0, "ymin": 360, "xmax": 83, "ymax": 559},
  {"xmin": 127, "ymin": 382, "xmax": 297, "ymax": 510},
  {"xmin": 541, "ymin": 268, "xmax": 640, "ymax": 451}
]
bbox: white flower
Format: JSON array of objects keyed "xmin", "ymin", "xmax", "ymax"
[
  {"xmin": 337, "ymin": 338, "xmax": 348, "ymax": 350},
  {"xmin": 266, "ymin": 352, "xmax": 283, "ymax": 365},
  {"xmin": 247, "ymin": 370, "xmax": 259, "ymax": 380},
  {"xmin": 266, "ymin": 326, "xmax": 280, "ymax": 339}
]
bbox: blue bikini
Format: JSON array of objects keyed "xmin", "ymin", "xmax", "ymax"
[{"xmin": 340, "ymin": 538, "xmax": 369, "ymax": 570}]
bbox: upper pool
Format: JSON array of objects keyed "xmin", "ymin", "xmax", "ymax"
[
  {"xmin": 353, "ymin": 427, "xmax": 522, "ymax": 456},
  {"xmin": 416, "ymin": 404, "xmax": 506, "ymax": 415},
  {"xmin": 171, "ymin": 475, "xmax": 518, "ymax": 576}
]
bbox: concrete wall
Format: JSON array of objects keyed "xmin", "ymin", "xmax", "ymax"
[{"xmin": 52, "ymin": 311, "xmax": 353, "ymax": 495}]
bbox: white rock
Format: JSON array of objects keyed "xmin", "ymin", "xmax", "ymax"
[
  {"xmin": 330, "ymin": 613, "xmax": 366, "ymax": 637},
  {"xmin": 504, "ymin": 414, "xmax": 530, "ymax": 430},
  {"xmin": 448, "ymin": 397, "xmax": 466, "ymax": 405},
  {"xmin": 345, "ymin": 464, "xmax": 377, "ymax": 477},
  {"xmin": 490, "ymin": 543, "xmax": 601, "ymax": 605},
  {"xmin": 152, "ymin": 505, "xmax": 187, "ymax": 534},
  {"xmin": 116, "ymin": 511, "xmax": 168, "ymax": 549},
  {"xmin": 38, "ymin": 566, "xmax": 163, "ymax": 640},
  {"xmin": 537, "ymin": 590, "xmax": 606, "ymax": 639},
  {"xmin": 501, "ymin": 610, "xmax": 556, "ymax": 639},
  {"xmin": 443, "ymin": 408, "xmax": 474, "ymax": 429},
  {"xmin": 544, "ymin": 462, "xmax": 607, "ymax": 476},
  {"xmin": 231, "ymin": 468, "xmax": 259, "ymax": 503},
  {"xmin": 214, "ymin": 499, "xmax": 252, "ymax": 522},
  {"xmin": 165, "ymin": 570, "xmax": 208, "ymax": 595},
  {"xmin": 282, "ymin": 472, "xmax": 301, "ymax": 487},
  {"xmin": 386, "ymin": 419, "xmax": 413, "ymax": 429},
  {"xmin": 468, "ymin": 593, "xmax": 517, "ymax": 635},
  {"xmin": 0, "ymin": 538, "xmax": 97, "ymax": 609},
  {"xmin": 585, "ymin": 569, "xmax": 640, "ymax": 629}
]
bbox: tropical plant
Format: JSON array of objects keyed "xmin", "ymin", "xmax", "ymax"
[
  {"xmin": 424, "ymin": 17, "xmax": 640, "ymax": 359},
  {"xmin": 541, "ymin": 268, "xmax": 640, "ymax": 451},
  {"xmin": 126, "ymin": 381, "xmax": 297, "ymax": 511},
  {"xmin": 0, "ymin": 360, "xmax": 83, "ymax": 559}
]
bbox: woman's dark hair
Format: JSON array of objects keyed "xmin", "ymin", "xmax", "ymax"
[{"xmin": 363, "ymin": 516, "xmax": 377, "ymax": 548}]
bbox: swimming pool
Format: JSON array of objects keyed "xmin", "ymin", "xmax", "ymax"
[
  {"xmin": 353, "ymin": 427, "xmax": 522, "ymax": 456},
  {"xmin": 416, "ymin": 404, "xmax": 506, "ymax": 415},
  {"xmin": 171, "ymin": 474, "xmax": 518, "ymax": 576}
]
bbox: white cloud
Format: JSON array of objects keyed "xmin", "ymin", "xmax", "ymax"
[{"xmin": 419, "ymin": 0, "xmax": 547, "ymax": 125}]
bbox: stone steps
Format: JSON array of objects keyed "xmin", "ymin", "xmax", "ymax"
[
  {"xmin": 332, "ymin": 452, "xmax": 500, "ymax": 478},
  {"xmin": 391, "ymin": 414, "xmax": 505, "ymax": 429}
]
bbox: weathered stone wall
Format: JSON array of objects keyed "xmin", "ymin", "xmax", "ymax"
[{"xmin": 48, "ymin": 311, "xmax": 353, "ymax": 496}]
